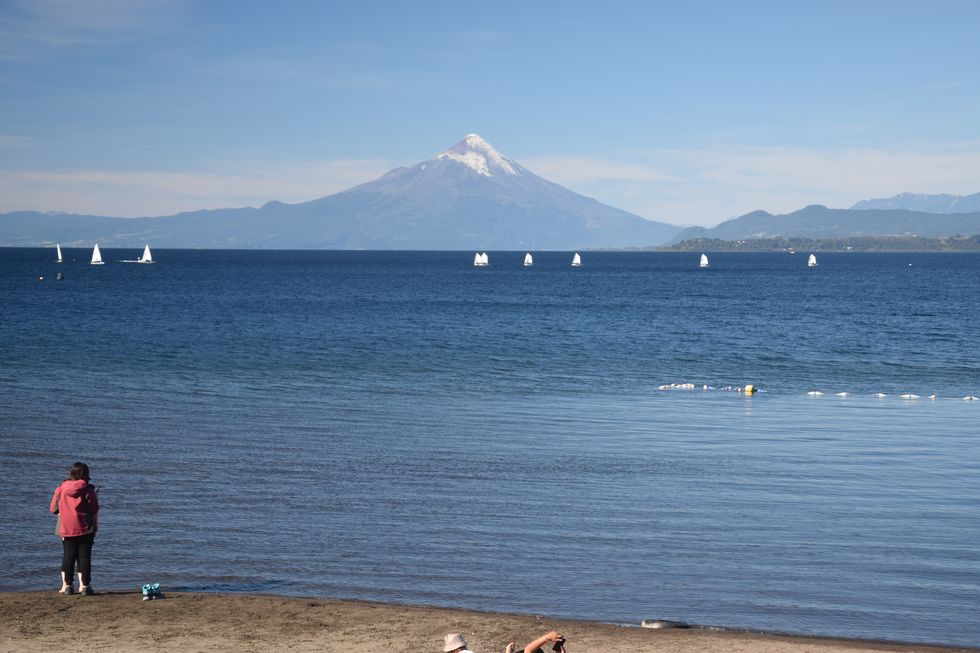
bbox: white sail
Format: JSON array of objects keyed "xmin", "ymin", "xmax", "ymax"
[
  {"xmin": 56, "ymin": 243, "xmax": 63, "ymax": 263},
  {"xmin": 808, "ymin": 253, "xmax": 817, "ymax": 267},
  {"xmin": 91, "ymin": 243, "xmax": 104, "ymax": 265},
  {"xmin": 139, "ymin": 244, "xmax": 154, "ymax": 264},
  {"xmin": 474, "ymin": 252, "xmax": 489, "ymax": 267},
  {"xmin": 524, "ymin": 252, "xmax": 533, "ymax": 267},
  {"xmin": 571, "ymin": 252, "xmax": 582, "ymax": 267},
  {"xmin": 699, "ymin": 253, "xmax": 709, "ymax": 268}
]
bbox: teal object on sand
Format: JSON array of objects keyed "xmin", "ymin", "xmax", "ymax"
[{"xmin": 141, "ymin": 583, "xmax": 164, "ymax": 600}]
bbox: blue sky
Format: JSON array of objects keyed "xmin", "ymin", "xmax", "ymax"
[{"xmin": 2, "ymin": 0, "xmax": 979, "ymax": 226}]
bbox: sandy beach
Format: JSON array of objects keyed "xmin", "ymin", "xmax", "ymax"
[{"xmin": 0, "ymin": 591, "xmax": 974, "ymax": 653}]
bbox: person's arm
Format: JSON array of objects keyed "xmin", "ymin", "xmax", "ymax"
[
  {"xmin": 523, "ymin": 630, "xmax": 561, "ymax": 653},
  {"xmin": 50, "ymin": 486, "xmax": 60, "ymax": 514},
  {"xmin": 87, "ymin": 485, "xmax": 99, "ymax": 515}
]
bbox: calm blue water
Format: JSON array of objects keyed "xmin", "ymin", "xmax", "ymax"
[{"xmin": 2, "ymin": 249, "xmax": 979, "ymax": 648}]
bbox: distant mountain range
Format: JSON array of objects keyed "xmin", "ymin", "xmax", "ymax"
[
  {"xmin": 4, "ymin": 145, "xmax": 979, "ymax": 250},
  {"xmin": 851, "ymin": 191, "xmax": 980, "ymax": 213},
  {"xmin": 672, "ymin": 204, "xmax": 980, "ymax": 244},
  {"xmin": 0, "ymin": 135, "xmax": 681, "ymax": 250}
]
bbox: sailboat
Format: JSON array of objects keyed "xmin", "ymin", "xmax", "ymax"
[
  {"xmin": 473, "ymin": 252, "xmax": 489, "ymax": 267},
  {"xmin": 571, "ymin": 252, "xmax": 582, "ymax": 267},
  {"xmin": 138, "ymin": 244, "xmax": 154, "ymax": 264},
  {"xmin": 808, "ymin": 253, "xmax": 818, "ymax": 267},
  {"xmin": 699, "ymin": 253, "xmax": 709, "ymax": 268},
  {"xmin": 90, "ymin": 243, "xmax": 104, "ymax": 265},
  {"xmin": 55, "ymin": 243, "xmax": 63, "ymax": 263},
  {"xmin": 524, "ymin": 252, "xmax": 533, "ymax": 267}
]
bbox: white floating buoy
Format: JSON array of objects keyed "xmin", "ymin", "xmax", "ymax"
[
  {"xmin": 807, "ymin": 391, "xmax": 823, "ymax": 396},
  {"xmin": 899, "ymin": 394, "xmax": 919, "ymax": 400},
  {"xmin": 874, "ymin": 393, "xmax": 888, "ymax": 398},
  {"xmin": 964, "ymin": 396, "xmax": 979, "ymax": 401},
  {"xmin": 836, "ymin": 392, "xmax": 849, "ymax": 397}
]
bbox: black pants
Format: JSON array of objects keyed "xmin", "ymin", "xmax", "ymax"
[{"xmin": 61, "ymin": 533, "xmax": 95, "ymax": 585}]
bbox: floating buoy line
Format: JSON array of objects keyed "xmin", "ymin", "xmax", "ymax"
[{"xmin": 657, "ymin": 383, "xmax": 978, "ymax": 401}]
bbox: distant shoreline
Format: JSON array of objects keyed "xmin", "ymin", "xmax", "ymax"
[
  {"xmin": 0, "ymin": 591, "xmax": 975, "ymax": 653},
  {"xmin": 4, "ymin": 243, "xmax": 980, "ymax": 253},
  {"xmin": 658, "ymin": 235, "xmax": 980, "ymax": 252}
]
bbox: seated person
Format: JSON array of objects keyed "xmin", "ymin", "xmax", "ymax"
[
  {"xmin": 444, "ymin": 633, "xmax": 474, "ymax": 653},
  {"xmin": 505, "ymin": 630, "xmax": 564, "ymax": 653}
]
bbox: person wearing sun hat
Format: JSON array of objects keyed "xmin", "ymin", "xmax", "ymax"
[{"xmin": 444, "ymin": 632, "xmax": 474, "ymax": 653}]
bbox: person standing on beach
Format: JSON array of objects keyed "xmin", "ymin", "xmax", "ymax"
[{"xmin": 50, "ymin": 462, "xmax": 99, "ymax": 595}]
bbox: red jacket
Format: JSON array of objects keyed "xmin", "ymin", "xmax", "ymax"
[{"xmin": 50, "ymin": 479, "xmax": 99, "ymax": 537}]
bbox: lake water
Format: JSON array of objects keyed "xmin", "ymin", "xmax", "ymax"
[{"xmin": 1, "ymin": 249, "xmax": 978, "ymax": 648}]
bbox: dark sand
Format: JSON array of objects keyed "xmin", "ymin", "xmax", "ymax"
[{"xmin": 1, "ymin": 591, "xmax": 974, "ymax": 653}]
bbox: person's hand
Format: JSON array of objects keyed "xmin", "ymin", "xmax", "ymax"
[
  {"xmin": 546, "ymin": 631, "xmax": 562, "ymax": 642},
  {"xmin": 505, "ymin": 643, "xmax": 516, "ymax": 653}
]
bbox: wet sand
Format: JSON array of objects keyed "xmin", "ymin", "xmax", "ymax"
[{"xmin": 0, "ymin": 591, "xmax": 974, "ymax": 653}]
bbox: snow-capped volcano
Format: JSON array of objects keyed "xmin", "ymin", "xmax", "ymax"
[
  {"xmin": 435, "ymin": 134, "xmax": 517, "ymax": 176},
  {"xmin": 293, "ymin": 134, "xmax": 682, "ymax": 248},
  {"xmin": 0, "ymin": 134, "xmax": 683, "ymax": 249}
]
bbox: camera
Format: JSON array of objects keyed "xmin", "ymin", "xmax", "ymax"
[{"xmin": 552, "ymin": 637, "xmax": 566, "ymax": 652}]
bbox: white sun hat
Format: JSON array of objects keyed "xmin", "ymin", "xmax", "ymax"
[{"xmin": 444, "ymin": 633, "xmax": 469, "ymax": 652}]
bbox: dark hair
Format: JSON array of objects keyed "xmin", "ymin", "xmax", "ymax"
[{"xmin": 69, "ymin": 462, "xmax": 90, "ymax": 482}]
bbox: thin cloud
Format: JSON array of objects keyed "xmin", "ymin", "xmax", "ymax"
[
  {"xmin": 0, "ymin": 159, "xmax": 392, "ymax": 217},
  {"xmin": 0, "ymin": 0, "xmax": 178, "ymax": 55},
  {"xmin": 0, "ymin": 135, "xmax": 34, "ymax": 150},
  {"xmin": 520, "ymin": 146, "xmax": 980, "ymax": 226},
  {"xmin": 183, "ymin": 54, "xmax": 410, "ymax": 93},
  {"xmin": 681, "ymin": 146, "xmax": 980, "ymax": 200},
  {"xmin": 521, "ymin": 156, "xmax": 679, "ymax": 184}
]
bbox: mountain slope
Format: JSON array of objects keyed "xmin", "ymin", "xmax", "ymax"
[
  {"xmin": 0, "ymin": 135, "xmax": 681, "ymax": 250},
  {"xmin": 851, "ymin": 192, "xmax": 980, "ymax": 213},
  {"xmin": 671, "ymin": 204, "xmax": 980, "ymax": 243}
]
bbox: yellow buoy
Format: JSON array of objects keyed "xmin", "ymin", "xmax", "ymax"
[{"xmin": 744, "ymin": 384, "xmax": 756, "ymax": 395}]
